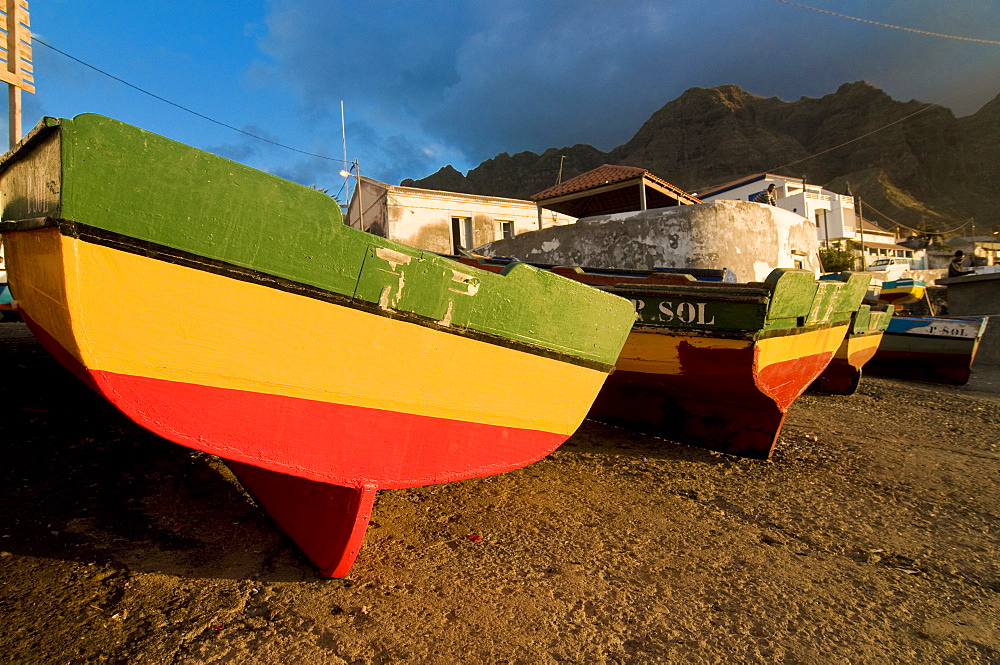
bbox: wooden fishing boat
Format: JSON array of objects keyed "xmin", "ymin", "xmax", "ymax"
[
  {"xmin": 809, "ymin": 302, "xmax": 893, "ymax": 395},
  {"xmin": 455, "ymin": 257, "xmax": 870, "ymax": 459},
  {"xmin": 877, "ymin": 277, "xmax": 925, "ymax": 307},
  {"xmin": 0, "ymin": 114, "xmax": 636, "ymax": 577},
  {"xmin": 866, "ymin": 315, "xmax": 989, "ymax": 385}
]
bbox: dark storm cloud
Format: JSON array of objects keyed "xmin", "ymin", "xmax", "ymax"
[{"xmin": 256, "ymin": 0, "xmax": 1000, "ymax": 183}]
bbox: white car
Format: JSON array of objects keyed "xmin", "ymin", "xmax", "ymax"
[
  {"xmin": 867, "ymin": 257, "xmax": 911, "ymax": 271},
  {"xmin": 866, "ymin": 257, "xmax": 911, "ymax": 280}
]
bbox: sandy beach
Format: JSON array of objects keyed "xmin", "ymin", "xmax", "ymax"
[{"xmin": 1, "ymin": 320, "xmax": 998, "ymax": 664}]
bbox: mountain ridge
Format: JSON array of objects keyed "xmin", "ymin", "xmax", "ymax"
[{"xmin": 401, "ymin": 82, "xmax": 999, "ymax": 234}]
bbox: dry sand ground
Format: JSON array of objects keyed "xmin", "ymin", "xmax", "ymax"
[{"xmin": 1, "ymin": 320, "xmax": 998, "ymax": 664}]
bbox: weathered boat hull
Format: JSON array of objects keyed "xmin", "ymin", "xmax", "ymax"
[
  {"xmin": 866, "ymin": 315, "xmax": 989, "ymax": 385},
  {"xmin": 0, "ymin": 115, "xmax": 635, "ymax": 577},
  {"xmin": 810, "ymin": 303, "xmax": 893, "ymax": 395},
  {"xmin": 455, "ymin": 258, "xmax": 869, "ymax": 459},
  {"xmin": 591, "ymin": 323, "xmax": 849, "ymax": 458}
]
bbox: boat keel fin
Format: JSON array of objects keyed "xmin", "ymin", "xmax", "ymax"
[{"xmin": 225, "ymin": 460, "xmax": 377, "ymax": 578}]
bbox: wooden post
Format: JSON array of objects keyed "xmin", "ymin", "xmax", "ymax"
[
  {"xmin": 8, "ymin": 84, "xmax": 20, "ymax": 147},
  {"xmin": 923, "ymin": 288, "xmax": 936, "ymax": 317},
  {"xmin": 2, "ymin": 0, "xmax": 34, "ymax": 149}
]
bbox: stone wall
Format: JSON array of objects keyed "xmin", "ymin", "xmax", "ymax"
[{"xmin": 475, "ymin": 200, "xmax": 820, "ymax": 282}]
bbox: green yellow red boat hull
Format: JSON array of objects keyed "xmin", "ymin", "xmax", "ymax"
[
  {"xmin": 455, "ymin": 259, "xmax": 870, "ymax": 459},
  {"xmin": 591, "ymin": 323, "xmax": 849, "ymax": 458},
  {"xmin": 810, "ymin": 303, "xmax": 893, "ymax": 395},
  {"xmin": 0, "ymin": 115, "xmax": 635, "ymax": 576},
  {"xmin": 866, "ymin": 315, "xmax": 989, "ymax": 385}
]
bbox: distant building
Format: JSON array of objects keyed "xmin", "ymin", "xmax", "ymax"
[
  {"xmin": 938, "ymin": 235, "xmax": 1000, "ymax": 268},
  {"xmin": 342, "ymin": 177, "xmax": 576, "ymax": 254},
  {"xmin": 698, "ymin": 173, "xmax": 857, "ymax": 244}
]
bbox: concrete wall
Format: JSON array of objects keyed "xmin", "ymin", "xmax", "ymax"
[
  {"xmin": 700, "ymin": 177, "xmax": 856, "ymax": 245},
  {"xmin": 933, "ymin": 273, "xmax": 999, "ymax": 366},
  {"xmin": 898, "ymin": 268, "xmax": 947, "ymax": 284},
  {"xmin": 935, "ymin": 273, "xmax": 1000, "ymax": 316},
  {"xmin": 476, "ymin": 200, "xmax": 821, "ymax": 282}
]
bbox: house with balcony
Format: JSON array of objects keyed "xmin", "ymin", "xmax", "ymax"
[{"xmin": 697, "ymin": 173, "xmax": 857, "ymax": 243}]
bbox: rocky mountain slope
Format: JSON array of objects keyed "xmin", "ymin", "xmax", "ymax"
[{"xmin": 402, "ymin": 82, "xmax": 1000, "ymax": 234}]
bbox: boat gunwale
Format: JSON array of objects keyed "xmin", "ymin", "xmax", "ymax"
[
  {"xmin": 598, "ymin": 283, "xmax": 771, "ymax": 304},
  {"xmin": 1, "ymin": 218, "xmax": 618, "ymax": 374},
  {"xmin": 881, "ymin": 330, "xmax": 984, "ymax": 343}
]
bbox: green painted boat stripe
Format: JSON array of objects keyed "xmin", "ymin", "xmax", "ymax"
[{"xmin": 30, "ymin": 220, "xmax": 618, "ymax": 373}]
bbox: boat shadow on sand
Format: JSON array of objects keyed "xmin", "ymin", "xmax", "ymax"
[
  {"xmin": 563, "ymin": 419, "xmax": 756, "ymax": 466},
  {"xmin": 0, "ymin": 325, "xmax": 332, "ymax": 582}
]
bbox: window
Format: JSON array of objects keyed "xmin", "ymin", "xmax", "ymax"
[
  {"xmin": 451, "ymin": 217, "xmax": 473, "ymax": 254},
  {"xmin": 497, "ymin": 220, "xmax": 514, "ymax": 240}
]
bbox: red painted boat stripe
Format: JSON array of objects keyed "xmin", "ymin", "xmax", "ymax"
[{"xmin": 90, "ymin": 369, "xmax": 565, "ymax": 489}]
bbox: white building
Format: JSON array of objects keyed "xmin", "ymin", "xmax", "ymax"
[
  {"xmin": 342, "ymin": 177, "xmax": 576, "ymax": 254},
  {"xmin": 698, "ymin": 172, "xmax": 923, "ymax": 269},
  {"xmin": 697, "ymin": 173, "xmax": 859, "ymax": 245},
  {"xmin": 855, "ymin": 218, "xmax": 923, "ymax": 268}
]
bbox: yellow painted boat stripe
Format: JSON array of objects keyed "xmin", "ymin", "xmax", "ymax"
[
  {"xmin": 613, "ymin": 325, "xmax": 848, "ymax": 376},
  {"xmin": 615, "ymin": 331, "xmax": 751, "ymax": 375},
  {"xmin": 837, "ymin": 332, "xmax": 883, "ymax": 359},
  {"xmin": 756, "ymin": 325, "xmax": 848, "ymax": 369},
  {"xmin": 14, "ymin": 230, "xmax": 605, "ymax": 435}
]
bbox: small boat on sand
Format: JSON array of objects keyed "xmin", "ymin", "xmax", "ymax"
[
  {"xmin": 455, "ymin": 257, "xmax": 869, "ymax": 459},
  {"xmin": 0, "ymin": 115, "xmax": 636, "ymax": 577},
  {"xmin": 877, "ymin": 278, "xmax": 925, "ymax": 307},
  {"xmin": 866, "ymin": 315, "xmax": 989, "ymax": 385}
]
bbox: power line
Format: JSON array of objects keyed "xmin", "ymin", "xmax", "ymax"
[
  {"xmin": 773, "ymin": 0, "xmax": 1000, "ymax": 45},
  {"xmin": 862, "ymin": 199, "xmax": 973, "ymax": 237},
  {"xmin": 33, "ymin": 37, "xmax": 347, "ymax": 165},
  {"xmin": 693, "ymin": 98, "xmax": 941, "ymax": 194},
  {"xmin": 765, "ymin": 99, "xmax": 941, "ymax": 174}
]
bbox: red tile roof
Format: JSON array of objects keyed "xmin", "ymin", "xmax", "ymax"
[{"xmin": 532, "ymin": 164, "xmax": 698, "ymax": 203}]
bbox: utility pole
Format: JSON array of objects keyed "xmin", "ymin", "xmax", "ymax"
[
  {"xmin": 970, "ymin": 217, "xmax": 976, "ymax": 266},
  {"xmin": 2, "ymin": 0, "xmax": 34, "ymax": 149},
  {"xmin": 555, "ymin": 155, "xmax": 566, "ymax": 185},
  {"xmin": 857, "ymin": 196, "xmax": 866, "ymax": 269}
]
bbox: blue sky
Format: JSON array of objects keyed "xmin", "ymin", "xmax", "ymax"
[{"xmin": 13, "ymin": 1, "xmax": 1000, "ymax": 206}]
